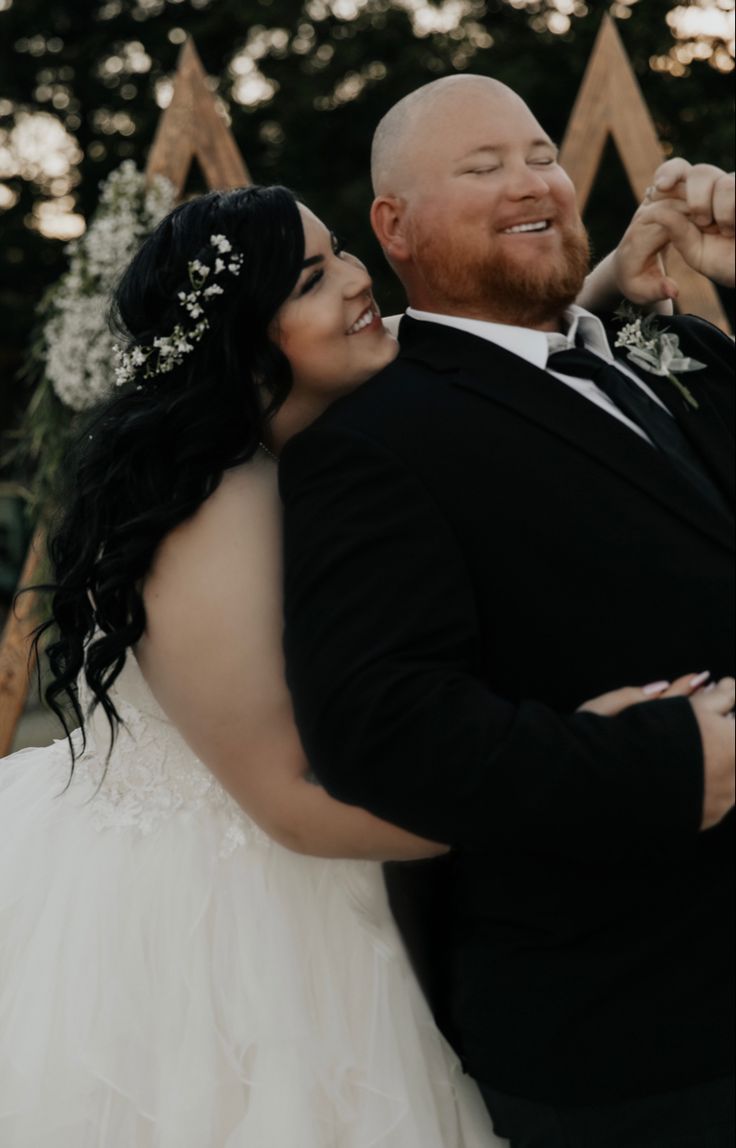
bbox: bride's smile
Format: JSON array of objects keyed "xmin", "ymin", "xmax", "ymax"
[{"xmin": 268, "ymin": 205, "xmax": 398, "ymax": 445}]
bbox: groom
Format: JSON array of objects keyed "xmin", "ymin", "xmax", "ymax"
[{"xmin": 280, "ymin": 76, "xmax": 734, "ymax": 1145}]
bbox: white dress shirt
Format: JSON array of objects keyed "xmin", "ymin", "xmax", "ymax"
[{"xmin": 406, "ymin": 304, "xmax": 672, "ymax": 445}]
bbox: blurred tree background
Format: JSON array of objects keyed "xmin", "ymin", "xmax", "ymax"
[{"xmin": 0, "ymin": 0, "xmax": 733, "ymax": 484}]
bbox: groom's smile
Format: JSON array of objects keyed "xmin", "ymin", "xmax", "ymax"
[{"xmin": 500, "ymin": 219, "xmax": 552, "ymax": 234}]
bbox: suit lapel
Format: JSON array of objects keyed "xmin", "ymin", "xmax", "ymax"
[
  {"xmin": 605, "ymin": 337, "xmax": 735, "ymax": 504},
  {"xmin": 399, "ymin": 317, "xmax": 734, "ymax": 553}
]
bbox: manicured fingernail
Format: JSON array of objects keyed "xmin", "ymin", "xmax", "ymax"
[
  {"xmin": 689, "ymin": 671, "xmax": 710, "ymax": 689},
  {"xmin": 643, "ymin": 680, "xmax": 670, "ymax": 695}
]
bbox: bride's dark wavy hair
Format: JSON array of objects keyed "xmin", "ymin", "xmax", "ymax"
[{"xmin": 33, "ymin": 184, "xmax": 305, "ymax": 763}]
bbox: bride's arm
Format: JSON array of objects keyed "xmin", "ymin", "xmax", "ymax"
[{"xmin": 136, "ymin": 459, "xmax": 448, "ymax": 862}]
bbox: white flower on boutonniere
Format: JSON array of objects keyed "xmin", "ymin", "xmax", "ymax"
[{"xmin": 614, "ymin": 303, "xmax": 706, "ymax": 410}]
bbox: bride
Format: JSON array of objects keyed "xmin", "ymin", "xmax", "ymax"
[{"xmin": 0, "ymin": 178, "xmax": 720, "ymax": 1147}]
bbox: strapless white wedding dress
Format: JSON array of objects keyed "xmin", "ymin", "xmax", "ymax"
[{"xmin": 0, "ymin": 652, "xmax": 505, "ymax": 1147}]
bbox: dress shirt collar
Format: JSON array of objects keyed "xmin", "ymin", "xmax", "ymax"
[{"xmin": 406, "ymin": 304, "xmax": 616, "ymax": 369}]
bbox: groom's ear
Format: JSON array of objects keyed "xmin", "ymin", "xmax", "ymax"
[{"xmin": 370, "ymin": 196, "xmax": 411, "ymax": 264}]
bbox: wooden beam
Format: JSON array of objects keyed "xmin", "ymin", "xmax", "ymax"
[
  {"xmin": 560, "ymin": 15, "xmax": 730, "ymax": 333},
  {"xmin": 146, "ymin": 39, "xmax": 252, "ymax": 195},
  {"xmin": 559, "ymin": 17, "xmax": 623, "ymax": 211},
  {"xmin": 0, "ymin": 527, "xmax": 43, "ymax": 756}
]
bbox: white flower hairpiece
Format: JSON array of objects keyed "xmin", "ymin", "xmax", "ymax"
[{"xmin": 113, "ymin": 234, "xmax": 244, "ymax": 388}]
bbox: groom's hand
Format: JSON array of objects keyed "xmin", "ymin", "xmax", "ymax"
[
  {"xmin": 610, "ymin": 198, "xmax": 679, "ymax": 305},
  {"xmin": 691, "ymin": 677, "xmax": 736, "ymax": 831},
  {"xmin": 649, "ymin": 159, "xmax": 735, "ymax": 288},
  {"xmin": 612, "ymin": 159, "xmax": 735, "ymax": 303}
]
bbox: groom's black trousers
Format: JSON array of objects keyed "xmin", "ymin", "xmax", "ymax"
[{"xmin": 480, "ymin": 1076, "xmax": 735, "ymax": 1148}]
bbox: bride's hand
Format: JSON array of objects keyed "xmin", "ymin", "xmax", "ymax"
[{"xmin": 577, "ymin": 671, "xmax": 711, "ymax": 717}]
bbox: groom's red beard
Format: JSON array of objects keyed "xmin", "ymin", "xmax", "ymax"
[{"xmin": 412, "ymin": 219, "xmax": 591, "ymax": 328}]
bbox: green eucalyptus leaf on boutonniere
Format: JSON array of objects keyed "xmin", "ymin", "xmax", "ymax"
[{"xmin": 613, "ymin": 303, "xmax": 705, "ymax": 410}]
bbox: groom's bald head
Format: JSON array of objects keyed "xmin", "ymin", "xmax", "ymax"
[{"xmin": 371, "ymin": 74, "xmax": 518, "ymax": 197}]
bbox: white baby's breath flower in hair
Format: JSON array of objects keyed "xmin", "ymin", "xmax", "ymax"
[{"xmin": 113, "ymin": 233, "xmax": 244, "ymax": 387}]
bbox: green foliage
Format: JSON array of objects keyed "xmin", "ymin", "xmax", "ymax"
[{"xmin": 8, "ymin": 327, "xmax": 75, "ymax": 523}]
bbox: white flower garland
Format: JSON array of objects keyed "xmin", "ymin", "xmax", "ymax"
[
  {"xmin": 113, "ymin": 234, "xmax": 244, "ymax": 387},
  {"xmin": 43, "ymin": 161, "xmax": 176, "ymax": 412}
]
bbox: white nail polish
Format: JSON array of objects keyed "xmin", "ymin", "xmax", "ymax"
[
  {"xmin": 643, "ymin": 680, "xmax": 670, "ymax": 696},
  {"xmin": 689, "ymin": 671, "xmax": 710, "ymax": 689}
]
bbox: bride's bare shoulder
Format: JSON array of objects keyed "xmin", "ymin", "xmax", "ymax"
[
  {"xmin": 137, "ymin": 452, "xmax": 288, "ymax": 729},
  {"xmin": 207, "ymin": 454, "xmax": 280, "ymax": 529},
  {"xmin": 146, "ymin": 455, "xmax": 280, "ymax": 596}
]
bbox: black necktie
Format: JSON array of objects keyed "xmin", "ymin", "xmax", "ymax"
[{"xmin": 547, "ymin": 343, "xmax": 723, "ymax": 510}]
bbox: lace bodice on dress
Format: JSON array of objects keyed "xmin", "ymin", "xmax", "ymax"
[{"xmin": 72, "ymin": 653, "xmax": 264, "ymax": 856}]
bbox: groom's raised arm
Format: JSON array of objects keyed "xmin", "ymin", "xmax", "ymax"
[{"xmin": 280, "ymin": 419, "xmax": 703, "ymax": 857}]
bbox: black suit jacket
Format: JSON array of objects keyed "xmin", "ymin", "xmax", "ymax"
[{"xmin": 280, "ymin": 313, "xmax": 734, "ymax": 1104}]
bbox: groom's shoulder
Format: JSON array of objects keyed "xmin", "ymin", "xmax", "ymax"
[
  {"xmin": 312, "ymin": 350, "xmax": 454, "ymax": 438},
  {"xmin": 279, "ymin": 353, "xmax": 456, "ymax": 490},
  {"xmin": 668, "ymin": 313, "xmax": 734, "ymax": 367}
]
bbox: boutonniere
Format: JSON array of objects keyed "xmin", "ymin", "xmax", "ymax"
[{"xmin": 613, "ymin": 303, "xmax": 705, "ymax": 410}]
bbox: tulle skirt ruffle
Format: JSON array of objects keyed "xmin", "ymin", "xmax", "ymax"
[{"xmin": 0, "ymin": 741, "xmax": 501, "ymax": 1147}]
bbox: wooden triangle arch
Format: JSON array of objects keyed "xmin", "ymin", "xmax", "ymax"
[
  {"xmin": 146, "ymin": 38, "xmax": 251, "ymax": 194},
  {"xmin": 560, "ymin": 14, "xmax": 730, "ymax": 333},
  {"xmin": 0, "ymin": 39, "xmax": 253, "ymax": 756}
]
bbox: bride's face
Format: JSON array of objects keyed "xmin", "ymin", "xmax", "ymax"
[{"xmin": 272, "ymin": 206, "xmax": 398, "ymax": 407}]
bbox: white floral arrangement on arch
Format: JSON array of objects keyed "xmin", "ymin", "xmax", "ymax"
[
  {"xmin": 8, "ymin": 161, "xmax": 176, "ymax": 517},
  {"xmin": 45, "ymin": 161, "xmax": 176, "ymax": 411}
]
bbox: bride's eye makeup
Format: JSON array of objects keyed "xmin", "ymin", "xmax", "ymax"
[
  {"xmin": 297, "ymin": 252, "xmax": 325, "ymax": 296},
  {"xmin": 297, "ymin": 232, "xmax": 349, "ymax": 295},
  {"xmin": 293, "ymin": 226, "xmax": 351, "ymax": 298},
  {"xmin": 299, "ymin": 267, "xmax": 324, "ymax": 295}
]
